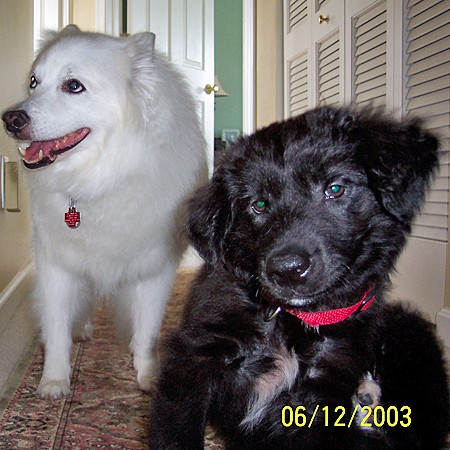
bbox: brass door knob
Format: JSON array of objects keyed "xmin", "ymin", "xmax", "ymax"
[
  {"xmin": 318, "ymin": 15, "xmax": 329, "ymax": 24},
  {"xmin": 205, "ymin": 83, "xmax": 219, "ymax": 95}
]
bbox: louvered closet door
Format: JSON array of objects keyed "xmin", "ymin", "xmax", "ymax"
[
  {"xmin": 391, "ymin": 0, "xmax": 450, "ymax": 322},
  {"xmin": 284, "ymin": 0, "xmax": 310, "ymax": 117},
  {"xmin": 317, "ymin": 31, "xmax": 340, "ymax": 106},
  {"xmin": 405, "ymin": 0, "xmax": 449, "ymax": 243},
  {"xmin": 351, "ymin": 0, "xmax": 387, "ymax": 108},
  {"xmin": 289, "ymin": 52, "xmax": 309, "ymax": 116},
  {"xmin": 313, "ymin": 0, "xmax": 345, "ymax": 107},
  {"xmin": 284, "ymin": 0, "xmax": 344, "ymax": 117}
]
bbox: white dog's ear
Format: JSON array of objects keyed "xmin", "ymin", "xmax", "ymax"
[
  {"xmin": 124, "ymin": 32, "xmax": 156, "ymax": 115},
  {"xmin": 39, "ymin": 30, "xmax": 58, "ymax": 45},
  {"xmin": 60, "ymin": 24, "xmax": 81, "ymax": 34},
  {"xmin": 125, "ymin": 32, "xmax": 156, "ymax": 64},
  {"xmin": 37, "ymin": 24, "xmax": 81, "ymax": 53}
]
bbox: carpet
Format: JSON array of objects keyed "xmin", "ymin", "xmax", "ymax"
[{"xmin": 0, "ymin": 269, "xmax": 225, "ymax": 449}]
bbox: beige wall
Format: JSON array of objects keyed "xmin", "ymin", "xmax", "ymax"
[
  {"xmin": 255, "ymin": 0, "xmax": 284, "ymax": 129},
  {"xmin": 0, "ymin": 0, "xmax": 33, "ymax": 292}
]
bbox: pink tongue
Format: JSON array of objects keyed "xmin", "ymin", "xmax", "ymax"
[
  {"xmin": 25, "ymin": 140, "xmax": 56, "ymax": 161},
  {"xmin": 24, "ymin": 128, "xmax": 90, "ymax": 163}
]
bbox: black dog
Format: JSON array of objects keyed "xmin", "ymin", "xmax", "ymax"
[{"xmin": 149, "ymin": 106, "xmax": 449, "ymax": 449}]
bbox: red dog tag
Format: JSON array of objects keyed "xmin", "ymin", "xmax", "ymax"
[{"xmin": 65, "ymin": 199, "xmax": 80, "ymax": 228}]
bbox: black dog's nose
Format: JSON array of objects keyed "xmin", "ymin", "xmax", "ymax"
[
  {"xmin": 2, "ymin": 110, "xmax": 30, "ymax": 134},
  {"xmin": 265, "ymin": 251, "xmax": 311, "ymax": 286}
]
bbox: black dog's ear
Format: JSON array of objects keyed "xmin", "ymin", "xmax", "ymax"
[
  {"xmin": 352, "ymin": 113, "xmax": 439, "ymax": 229},
  {"xmin": 187, "ymin": 172, "xmax": 233, "ymax": 265}
]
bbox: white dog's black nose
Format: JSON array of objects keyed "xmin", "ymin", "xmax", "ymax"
[
  {"xmin": 2, "ymin": 110, "xmax": 30, "ymax": 135},
  {"xmin": 265, "ymin": 250, "xmax": 311, "ymax": 286}
]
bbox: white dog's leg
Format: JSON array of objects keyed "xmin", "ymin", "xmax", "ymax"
[
  {"xmin": 125, "ymin": 264, "xmax": 177, "ymax": 391},
  {"xmin": 35, "ymin": 263, "xmax": 87, "ymax": 400}
]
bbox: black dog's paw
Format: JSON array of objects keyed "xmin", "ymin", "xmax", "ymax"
[
  {"xmin": 355, "ymin": 372, "xmax": 381, "ymax": 409},
  {"xmin": 352, "ymin": 372, "xmax": 382, "ymax": 431}
]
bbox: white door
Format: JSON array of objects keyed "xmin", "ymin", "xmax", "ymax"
[{"xmin": 127, "ymin": 0, "xmax": 215, "ymax": 174}]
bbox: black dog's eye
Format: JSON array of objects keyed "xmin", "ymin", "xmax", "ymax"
[
  {"xmin": 62, "ymin": 79, "xmax": 85, "ymax": 94},
  {"xmin": 325, "ymin": 184, "xmax": 345, "ymax": 199},
  {"xmin": 30, "ymin": 75, "xmax": 38, "ymax": 89},
  {"xmin": 251, "ymin": 199, "xmax": 267, "ymax": 214}
]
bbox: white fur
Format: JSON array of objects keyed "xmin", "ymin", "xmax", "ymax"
[
  {"xmin": 9, "ymin": 27, "xmax": 207, "ymax": 399},
  {"xmin": 240, "ymin": 346, "xmax": 299, "ymax": 430}
]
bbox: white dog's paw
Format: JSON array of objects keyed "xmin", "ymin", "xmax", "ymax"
[
  {"xmin": 134, "ymin": 356, "xmax": 157, "ymax": 392},
  {"xmin": 37, "ymin": 379, "xmax": 71, "ymax": 400}
]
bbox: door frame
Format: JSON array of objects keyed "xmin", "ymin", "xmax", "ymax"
[{"xmin": 243, "ymin": 0, "xmax": 255, "ymax": 135}]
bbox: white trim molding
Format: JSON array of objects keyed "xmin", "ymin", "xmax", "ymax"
[
  {"xmin": 0, "ymin": 262, "xmax": 34, "ymax": 332},
  {"xmin": 243, "ymin": 0, "xmax": 255, "ymax": 135}
]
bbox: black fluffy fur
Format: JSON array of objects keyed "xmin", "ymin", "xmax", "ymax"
[{"xmin": 149, "ymin": 106, "xmax": 449, "ymax": 449}]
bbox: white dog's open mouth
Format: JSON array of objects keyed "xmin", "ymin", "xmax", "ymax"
[{"xmin": 20, "ymin": 127, "xmax": 90, "ymax": 169}]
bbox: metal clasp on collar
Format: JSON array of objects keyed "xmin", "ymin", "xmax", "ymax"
[{"xmin": 353, "ymin": 292, "xmax": 375, "ymax": 316}]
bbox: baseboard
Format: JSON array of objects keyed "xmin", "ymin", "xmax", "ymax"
[
  {"xmin": 436, "ymin": 307, "xmax": 450, "ymax": 348},
  {"xmin": 0, "ymin": 262, "xmax": 37, "ymax": 393},
  {"xmin": 0, "ymin": 262, "xmax": 34, "ymax": 330}
]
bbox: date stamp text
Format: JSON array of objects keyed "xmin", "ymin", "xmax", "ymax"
[{"xmin": 281, "ymin": 405, "xmax": 411, "ymax": 428}]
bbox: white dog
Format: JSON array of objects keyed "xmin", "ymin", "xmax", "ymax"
[{"xmin": 2, "ymin": 26, "xmax": 207, "ymax": 400}]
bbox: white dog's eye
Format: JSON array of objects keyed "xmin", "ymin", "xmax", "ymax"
[
  {"xmin": 30, "ymin": 75, "xmax": 38, "ymax": 89},
  {"xmin": 62, "ymin": 79, "xmax": 86, "ymax": 94},
  {"xmin": 325, "ymin": 184, "xmax": 345, "ymax": 199}
]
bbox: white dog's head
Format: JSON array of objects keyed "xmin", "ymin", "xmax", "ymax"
[{"xmin": 2, "ymin": 25, "xmax": 157, "ymax": 170}]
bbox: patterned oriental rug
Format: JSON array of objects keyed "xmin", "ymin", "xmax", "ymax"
[{"xmin": 0, "ymin": 269, "xmax": 225, "ymax": 449}]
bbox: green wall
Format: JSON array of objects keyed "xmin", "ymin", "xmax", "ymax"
[{"xmin": 214, "ymin": 0, "xmax": 243, "ymax": 138}]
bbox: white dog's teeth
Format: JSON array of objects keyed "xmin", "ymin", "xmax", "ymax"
[
  {"xmin": 17, "ymin": 142, "xmax": 31, "ymax": 155},
  {"xmin": 38, "ymin": 150, "xmax": 44, "ymax": 160}
]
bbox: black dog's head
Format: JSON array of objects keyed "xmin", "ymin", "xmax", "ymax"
[{"xmin": 188, "ymin": 106, "xmax": 439, "ymax": 311}]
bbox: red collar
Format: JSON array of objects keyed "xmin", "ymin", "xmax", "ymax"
[{"xmin": 285, "ymin": 290, "xmax": 375, "ymax": 327}]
